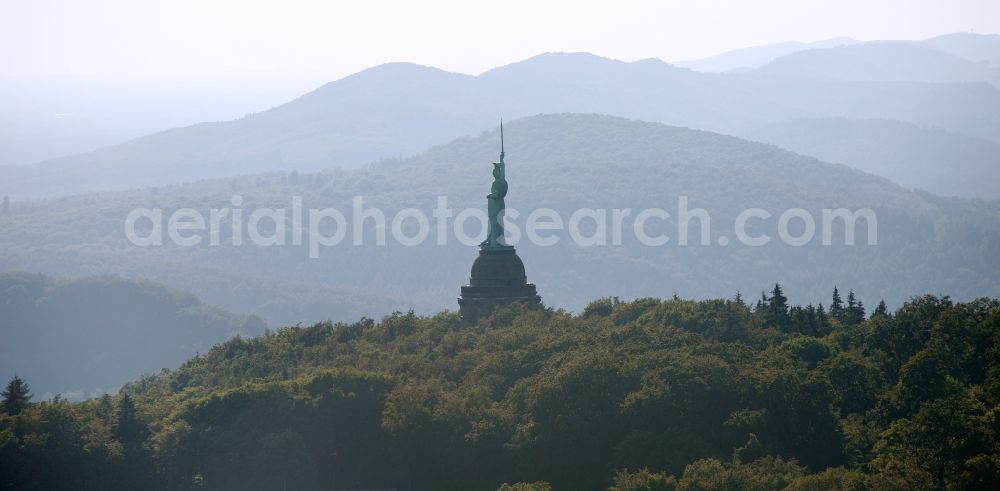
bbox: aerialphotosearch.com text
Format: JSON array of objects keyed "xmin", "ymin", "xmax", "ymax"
[{"xmin": 124, "ymin": 195, "xmax": 878, "ymax": 258}]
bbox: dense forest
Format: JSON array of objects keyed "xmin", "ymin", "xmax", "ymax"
[
  {"xmin": 2, "ymin": 286, "xmax": 998, "ymax": 490},
  {"xmin": 2, "ymin": 115, "xmax": 999, "ymax": 327}
]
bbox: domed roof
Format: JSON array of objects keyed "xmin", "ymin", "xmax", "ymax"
[{"xmin": 469, "ymin": 248, "xmax": 527, "ymax": 288}]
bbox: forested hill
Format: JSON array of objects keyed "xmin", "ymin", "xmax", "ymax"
[
  {"xmin": 0, "ymin": 272, "xmax": 266, "ymax": 398},
  {"xmin": 1, "ymin": 290, "xmax": 998, "ymax": 489},
  {"xmin": 746, "ymin": 117, "xmax": 1000, "ymax": 199},
  {"xmin": 2, "ymin": 114, "xmax": 998, "ymax": 326}
]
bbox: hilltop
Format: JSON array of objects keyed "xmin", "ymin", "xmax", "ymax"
[{"xmin": 2, "ymin": 114, "xmax": 997, "ymax": 326}]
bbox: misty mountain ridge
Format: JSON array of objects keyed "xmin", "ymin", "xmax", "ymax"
[
  {"xmin": 672, "ymin": 37, "xmax": 860, "ymax": 72},
  {"xmin": 3, "ymin": 37, "xmax": 1000, "ymax": 200},
  {"xmin": 3, "ymin": 31, "xmax": 996, "ymax": 170},
  {"xmin": 922, "ymin": 31, "xmax": 1000, "ymax": 67},
  {"xmin": 673, "ymin": 32, "xmax": 1000, "ymax": 73},
  {"xmin": 753, "ymin": 40, "xmax": 1000, "ymax": 86}
]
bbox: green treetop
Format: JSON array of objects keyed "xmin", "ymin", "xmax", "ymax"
[{"xmin": 1, "ymin": 375, "xmax": 32, "ymax": 415}]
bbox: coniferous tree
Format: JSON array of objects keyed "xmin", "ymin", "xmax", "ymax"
[
  {"xmin": 805, "ymin": 305, "xmax": 819, "ymax": 336},
  {"xmin": 1, "ymin": 195, "xmax": 9, "ymax": 215},
  {"xmin": 845, "ymin": 290, "xmax": 865, "ymax": 325},
  {"xmin": 789, "ymin": 305, "xmax": 818, "ymax": 335},
  {"xmin": 1, "ymin": 375, "xmax": 32, "ymax": 415},
  {"xmin": 816, "ymin": 303, "xmax": 831, "ymax": 336},
  {"xmin": 766, "ymin": 283, "xmax": 790, "ymax": 331},
  {"xmin": 789, "ymin": 305, "xmax": 804, "ymax": 332},
  {"xmin": 830, "ymin": 287, "xmax": 844, "ymax": 321},
  {"xmin": 872, "ymin": 299, "xmax": 889, "ymax": 319}
]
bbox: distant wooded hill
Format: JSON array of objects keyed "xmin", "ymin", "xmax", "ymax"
[
  {"xmin": 673, "ymin": 32, "xmax": 1000, "ymax": 73},
  {"xmin": 2, "ymin": 34, "xmax": 999, "ymax": 199},
  {"xmin": 747, "ymin": 117, "xmax": 1000, "ymax": 199},
  {"xmin": 2, "ymin": 114, "xmax": 997, "ymax": 327},
  {"xmin": 0, "ymin": 272, "xmax": 265, "ymax": 398},
  {"xmin": 751, "ymin": 40, "xmax": 1000, "ymax": 86},
  {"xmin": 672, "ymin": 37, "xmax": 860, "ymax": 72},
  {"xmin": 921, "ymin": 32, "xmax": 1000, "ymax": 67}
]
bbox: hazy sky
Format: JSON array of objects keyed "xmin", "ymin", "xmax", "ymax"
[{"xmin": 3, "ymin": 0, "xmax": 1000, "ymax": 82}]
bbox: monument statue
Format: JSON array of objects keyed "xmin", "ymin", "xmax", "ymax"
[
  {"xmin": 481, "ymin": 122, "xmax": 511, "ymax": 249},
  {"xmin": 458, "ymin": 122, "xmax": 542, "ymax": 326}
]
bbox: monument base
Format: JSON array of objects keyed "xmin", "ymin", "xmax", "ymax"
[{"xmin": 458, "ymin": 247, "xmax": 541, "ymax": 326}]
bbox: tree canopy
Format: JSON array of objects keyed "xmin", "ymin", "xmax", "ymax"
[{"xmin": 1, "ymin": 286, "xmax": 998, "ymax": 490}]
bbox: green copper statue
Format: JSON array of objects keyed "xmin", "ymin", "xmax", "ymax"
[{"xmin": 481, "ymin": 122, "xmax": 512, "ymax": 250}]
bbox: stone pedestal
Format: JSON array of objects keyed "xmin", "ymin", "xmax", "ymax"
[{"xmin": 458, "ymin": 247, "xmax": 542, "ymax": 326}]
